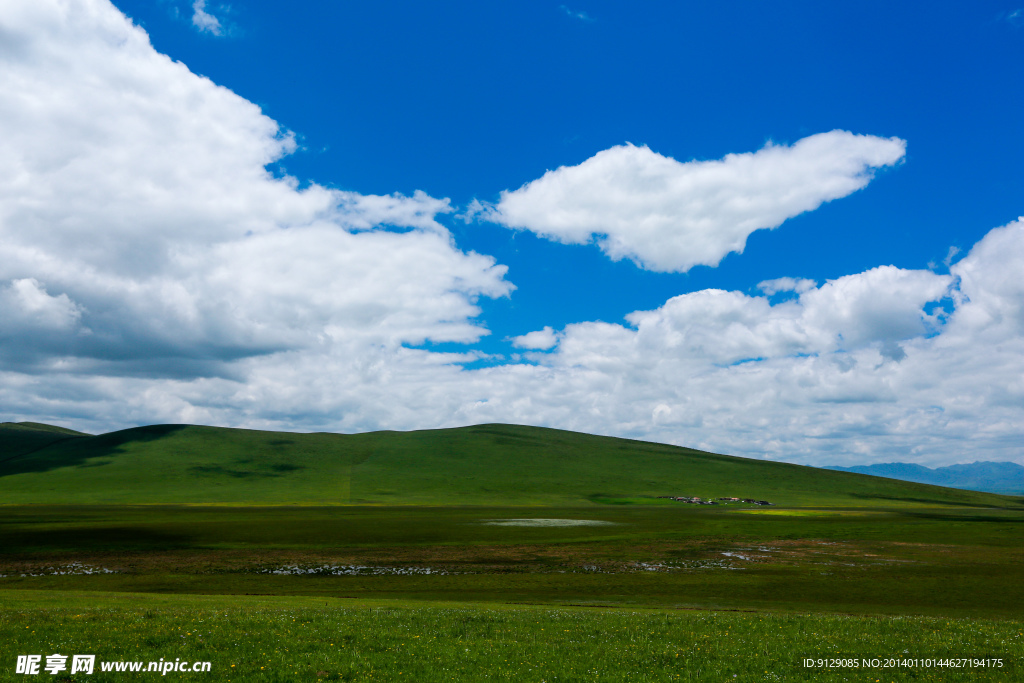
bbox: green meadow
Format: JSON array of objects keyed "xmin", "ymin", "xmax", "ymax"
[
  {"xmin": 0, "ymin": 421, "xmax": 1014, "ymax": 507},
  {"xmin": 2, "ymin": 592, "xmax": 1021, "ymax": 682},
  {"xmin": 1, "ymin": 421, "xmax": 1022, "ymax": 680}
]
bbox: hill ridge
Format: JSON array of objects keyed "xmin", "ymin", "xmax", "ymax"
[{"xmin": 0, "ymin": 422, "xmax": 1019, "ymax": 508}]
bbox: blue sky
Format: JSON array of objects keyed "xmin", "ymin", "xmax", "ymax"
[
  {"xmin": 114, "ymin": 0, "xmax": 1022, "ymax": 350},
  {"xmin": 0, "ymin": 0, "xmax": 1021, "ymax": 466}
]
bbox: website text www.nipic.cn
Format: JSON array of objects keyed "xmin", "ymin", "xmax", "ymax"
[{"xmin": 15, "ymin": 654, "xmax": 212, "ymax": 675}]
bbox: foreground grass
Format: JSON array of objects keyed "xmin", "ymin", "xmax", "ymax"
[{"xmin": 1, "ymin": 591, "xmax": 1021, "ymax": 682}]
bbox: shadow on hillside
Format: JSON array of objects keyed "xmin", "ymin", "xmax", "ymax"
[
  {"xmin": 0, "ymin": 424, "xmax": 189, "ymax": 478},
  {"xmin": 0, "ymin": 425, "xmax": 88, "ymax": 464},
  {"xmin": 188, "ymin": 462, "xmax": 304, "ymax": 479},
  {"xmin": 897, "ymin": 510, "xmax": 1024, "ymax": 523},
  {"xmin": 848, "ymin": 492, "xmax": 1001, "ymax": 508}
]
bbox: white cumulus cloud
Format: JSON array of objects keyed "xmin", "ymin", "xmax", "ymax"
[
  {"xmin": 0, "ymin": 0, "xmax": 511, "ymax": 377},
  {"xmin": 0, "ymin": 0, "xmax": 1021, "ymax": 470},
  {"xmin": 479, "ymin": 132, "xmax": 906, "ymax": 272},
  {"xmin": 445, "ymin": 221, "xmax": 1022, "ymax": 466},
  {"xmin": 0, "ymin": 278, "xmax": 83, "ymax": 332},
  {"xmin": 511, "ymin": 326, "xmax": 558, "ymax": 350}
]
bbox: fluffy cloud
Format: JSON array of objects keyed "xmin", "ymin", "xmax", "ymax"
[
  {"xmin": 0, "ymin": 279, "xmax": 85, "ymax": 366},
  {"xmin": 511, "ymin": 326, "xmax": 558, "ymax": 350},
  {"xmin": 487, "ymin": 220, "xmax": 1023, "ymax": 465},
  {"xmin": 617, "ymin": 265, "xmax": 949, "ymax": 364},
  {"xmin": 0, "ymin": 0, "xmax": 510, "ymax": 377},
  {"xmin": 1, "ymin": 0, "xmax": 1021, "ymax": 469},
  {"xmin": 14, "ymin": 211, "xmax": 1021, "ymax": 467},
  {"xmin": 946, "ymin": 219, "xmax": 1024, "ymax": 342},
  {"xmin": 478, "ymin": 132, "xmax": 906, "ymax": 272}
]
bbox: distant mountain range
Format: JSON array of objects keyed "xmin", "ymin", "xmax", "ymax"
[{"xmin": 824, "ymin": 461, "xmax": 1024, "ymax": 495}]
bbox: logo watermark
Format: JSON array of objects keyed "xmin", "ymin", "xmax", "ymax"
[{"xmin": 15, "ymin": 654, "xmax": 212, "ymax": 675}]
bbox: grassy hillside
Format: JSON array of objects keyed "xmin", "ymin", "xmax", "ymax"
[
  {"xmin": 0, "ymin": 422, "xmax": 1018, "ymax": 507},
  {"xmin": 0, "ymin": 422, "xmax": 90, "ymax": 461}
]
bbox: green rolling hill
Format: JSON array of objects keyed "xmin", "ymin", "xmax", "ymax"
[
  {"xmin": 0, "ymin": 421, "xmax": 90, "ymax": 458},
  {"xmin": 0, "ymin": 421, "xmax": 1018, "ymax": 507}
]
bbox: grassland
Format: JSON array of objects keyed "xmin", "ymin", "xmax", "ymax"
[
  {"xmin": 2, "ymin": 591, "xmax": 1020, "ymax": 682},
  {"xmin": 2, "ymin": 504, "xmax": 1022, "ymax": 618},
  {"xmin": 2, "ymin": 422, "xmax": 1022, "ymax": 680},
  {"xmin": 1, "ymin": 422, "xmax": 1018, "ymax": 507}
]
